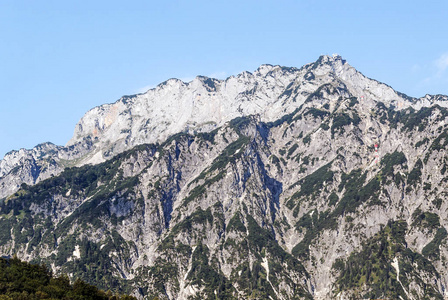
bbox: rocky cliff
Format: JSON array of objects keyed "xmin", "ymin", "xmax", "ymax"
[
  {"xmin": 5, "ymin": 54, "xmax": 448, "ymax": 200},
  {"xmin": 1, "ymin": 55, "xmax": 448, "ymax": 299}
]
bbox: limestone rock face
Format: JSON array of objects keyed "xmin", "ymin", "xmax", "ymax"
[
  {"xmin": 2, "ymin": 55, "xmax": 447, "ymax": 199},
  {"xmin": 2, "ymin": 55, "xmax": 448, "ymax": 299},
  {"xmin": 66, "ymin": 55, "xmax": 415, "ymax": 158},
  {"xmin": 0, "ymin": 138, "xmax": 94, "ymax": 199}
]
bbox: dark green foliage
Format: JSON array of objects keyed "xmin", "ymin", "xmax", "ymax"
[
  {"xmin": 226, "ymin": 212, "xmax": 246, "ymax": 233},
  {"xmin": 302, "ymin": 135, "xmax": 311, "ymax": 145},
  {"xmin": 202, "ymin": 77, "xmax": 217, "ymax": 91},
  {"xmin": 184, "ymin": 181, "xmax": 206, "ymax": 205},
  {"xmin": 196, "ymin": 128, "xmax": 219, "ymax": 143},
  {"xmin": 0, "ymin": 144, "xmax": 159, "ymax": 295},
  {"xmin": 279, "ymin": 81, "xmax": 296, "ymax": 98},
  {"xmin": 147, "ymin": 203, "xmax": 207, "ymax": 296},
  {"xmin": 269, "ymin": 155, "xmax": 282, "ymax": 173},
  {"xmin": 331, "ymin": 112, "xmax": 361, "ymax": 136},
  {"xmin": 348, "ymin": 97, "xmax": 358, "ymax": 107},
  {"xmin": 246, "ymin": 215, "xmax": 275, "ymax": 253},
  {"xmin": 295, "ymin": 211, "xmax": 316, "ymax": 232},
  {"xmin": 54, "ymin": 235, "xmax": 77, "ymax": 266},
  {"xmin": 430, "ymin": 130, "xmax": 448, "ymax": 151},
  {"xmin": 333, "ymin": 220, "xmax": 442, "ymax": 299},
  {"xmin": 412, "ymin": 209, "xmax": 440, "ymax": 231},
  {"xmin": 425, "ymin": 130, "xmax": 448, "ymax": 165},
  {"xmin": 147, "ymin": 260, "xmax": 180, "ymax": 297},
  {"xmin": 160, "ymin": 132, "xmax": 191, "ymax": 149},
  {"xmin": 0, "ymin": 142, "xmax": 150, "ymax": 218},
  {"xmin": 0, "ymin": 218, "xmax": 12, "ymax": 244},
  {"xmin": 243, "ymin": 216, "xmax": 311, "ymax": 299},
  {"xmin": 230, "ymin": 261, "xmax": 275, "ymax": 299},
  {"xmin": 184, "ymin": 135, "xmax": 249, "ymax": 204},
  {"xmin": 376, "ymin": 102, "xmax": 394, "ymax": 125},
  {"xmin": 289, "ymin": 163, "xmax": 334, "ymax": 203},
  {"xmin": 311, "ymin": 55, "xmax": 324, "ymax": 70},
  {"xmin": 229, "ymin": 116, "xmax": 251, "ymax": 133},
  {"xmin": 401, "ymin": 107, "xmax": 436, "ymax": 132},
  {"xmin": 54, "ymin": 172, "xmax": 137, "ymax": 234},
  {"xmin": 415, "ymin": 138, "xmax": 429, "ymax": 148},
  {"xmin": 183, "ymin": 171, "xmax": 225, "ymax": 205},
  {"xmin": 66, "ymin": 235, "xmax": 133, "ymax": 293},
  {"xmin": 304, "ymin": 71, "xmax": 315, "ymax": 81},
  {"xmin": 396, "ymin": 91, "xmax": 416, "ymax": 102},
  {"xmin": 303, "ymin": 108, "xmax": 329, "ymax": 119},
  {"xmin": 442, "ymin": 163, "xmax": 447, "ymax": 175},
  {"xmin": 383, "ymin": 105, "xmax": 448, "ymax": 132},
  {"xmin": 292, "ymin": 169, "xmax": 382, "ymax": 259},
  {"xmin": 266, "ymin": 108, "xmax": 300, "ymax": 128},
  {"xmin": 301, "ymin": 155, "xmax": 310, "ymax": 165},
  {"xmin": 11, "ymin": 214, "xmax": 34, "ymax": 247},
  {"xmin": 422, "ymin": 227, "xmax": 448, "ymax": 260},
  {"xmin": 170, "ymin": 208, "xmax": 213, "ymax": 236},
  {"xmin": 208, "ymin": 136, "xmax": 250, "ymax": 174},
  {"xmin": 304, "ymin": 84, "xmax": 336, "ymax": 104},
  {"xmin": 336, "ymin": 169, "xmax": 381, "ymax": 215},
  {"xmin": 186, "ymin": 244, "xmax": 236, "ymax": 299},
  {"xmin": 287, "ymin": 143, "xmax": 299, "ymax": 158},
  {"xmin": 379, "ymin": 151, "xmax": 407, "ymax": 186},
  {"xmin": 292, "ymin": 209, "xmax": 335, "ymax": 259},
  {"xmin": 26, "ymin": 226, "xmax": 42, "ymax": 254},
  {"xmin": 381, "ymin": 151, "xmax": 407, "ymax": 176},
  {"xmin": 407, "ymin": 159, "xmax": 423, "ymax": 187},
  {"xmin": 328, "ymin": 192, "xmax": 339, "ymax": 206},
  {"xmin": 0, "ymin": 256, "xmax": 136, "ymax": 299},
  {"xmin": 320, "ymin": 122, "xmax": 330, "ymax": 131},
  {"xmin": 433, "ymin": 198, "xmax": 443, "ymax": 209}
]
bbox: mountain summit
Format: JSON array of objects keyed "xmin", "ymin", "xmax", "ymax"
[
  {"xmin": 2, "ymin": 55, "xmax": 446, "ymax": 200},
  {"xmin": 1, "ymin": 56, "xmax": 448, "ymax": 299},
  {"xmin": 65, "ymin": 54, "xmax": 420, "ymax": 160}
]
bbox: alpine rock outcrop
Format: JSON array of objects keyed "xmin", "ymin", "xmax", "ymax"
[{"xmin": 1, "ymin": 55, "xmax": 448, "ymax": 299}]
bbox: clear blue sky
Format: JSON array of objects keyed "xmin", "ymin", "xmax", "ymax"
[{"xmin": 1, "ymin": 0, "xmax": 447, "ymax": 159}]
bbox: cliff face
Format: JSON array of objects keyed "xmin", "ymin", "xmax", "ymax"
[
  {"xmin": 2, "ymin": 55, "xmax": 448, "ymax": 299},
  {"xmin": 2, "ymin": 54, "xmax": 435, "ymax": 199}
]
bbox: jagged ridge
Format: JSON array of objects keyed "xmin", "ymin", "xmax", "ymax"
[
  {"xmin": 3, "ymin": 55, "xmax": 448, "ymax": 200},
  {"xmin": 2, "ymin": 56, "xmax": 448, "ymax": 299}
]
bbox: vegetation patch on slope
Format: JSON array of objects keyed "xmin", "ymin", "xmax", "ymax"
[
  {"xmin": 0, "ymin": 256, "xmax": 136, "ymax": 299},
  {"xmin": 333, "ymin": 220, "xmax": 442, "ymax": 300}
]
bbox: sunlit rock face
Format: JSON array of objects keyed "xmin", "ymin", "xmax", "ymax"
[{"xmin": 2, "ymin": 55, "xmax": 448, "ymax": 299}]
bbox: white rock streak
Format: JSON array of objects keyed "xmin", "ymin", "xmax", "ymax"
[{"xmin": 391, "ymin": 257, "xmax": 409, "ymax": 299}]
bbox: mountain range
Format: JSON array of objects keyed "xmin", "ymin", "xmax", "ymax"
[{"xmin": 1, "ymin": 55, "xmax": 448, "ymax": 299}]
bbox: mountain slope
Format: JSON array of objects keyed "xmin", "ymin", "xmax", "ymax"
[
  {"xmin": 0, "ymin": 256, "xmax": 136, "ymax": 299},
  {"xmin": 3, "ymin": 55, "xmax": 448, "ymax": 200},
  {"xmin": 2, "ymin": 56, "xmax": 448, "ymax": 299}
]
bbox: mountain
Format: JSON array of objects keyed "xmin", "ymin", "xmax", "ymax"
[
  {"xmin": 3, "ymin": 55, "xmax": 447, "ymax": 200},
  {"xmin": 2, "ymin": 55, "xmax": 448, "ymax": 299}
]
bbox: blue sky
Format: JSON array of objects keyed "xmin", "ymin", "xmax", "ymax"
[{"xmin": 1, "ymin": 0, "xmax": 448, "ymax": 158}]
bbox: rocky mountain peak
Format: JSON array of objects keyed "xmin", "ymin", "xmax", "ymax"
[
  {"xmin": 3, "ymin": 55, "xmax": 448, "ymax": 299},
  {"xmin": 0, "ymin": 55, "xmax": 446, "ymax": 199},
  {"xmin": 255, "ymin": 63, "xmax": 280, "ymax": 76}
]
